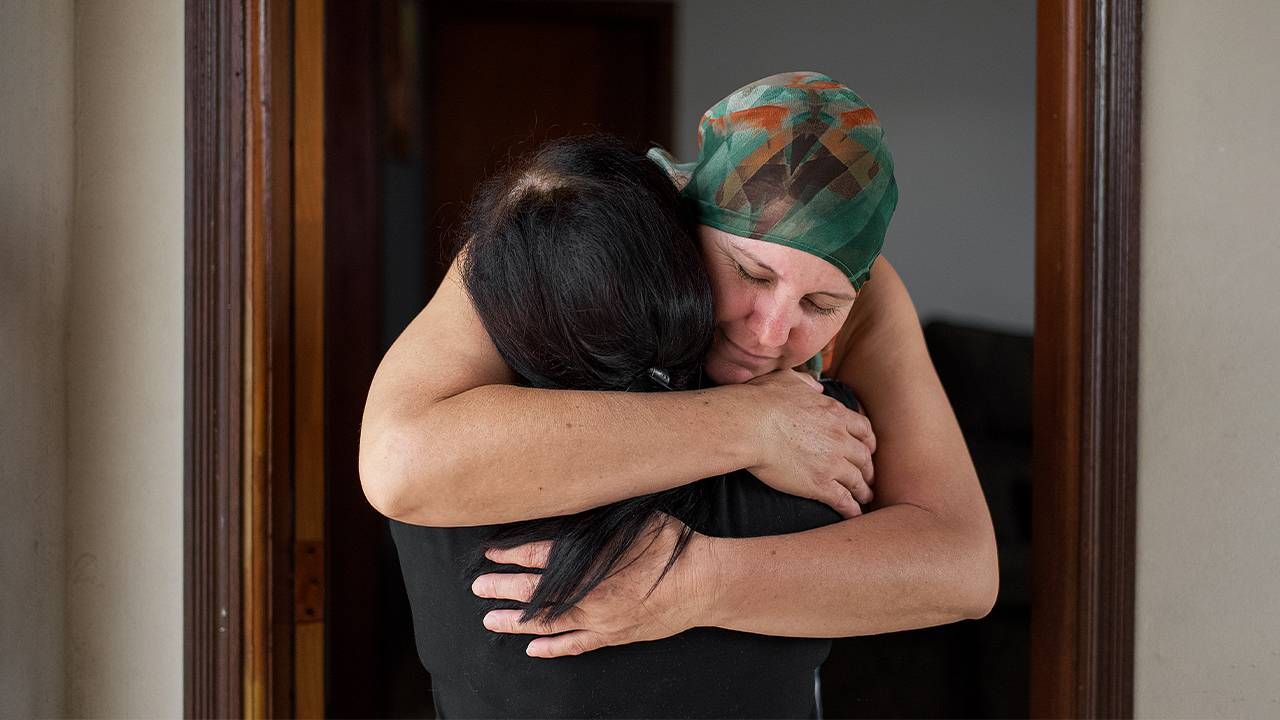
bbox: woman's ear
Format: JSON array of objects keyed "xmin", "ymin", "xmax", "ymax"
[{"xmin": 646, "ymin": 147, "xmax": 693, "ymax": 192}]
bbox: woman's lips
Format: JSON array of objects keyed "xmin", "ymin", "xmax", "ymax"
[{"xmin": 718, "ymin": 328, "xmax": 780, "ymax": 363}]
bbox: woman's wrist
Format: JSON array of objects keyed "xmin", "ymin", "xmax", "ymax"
[
  {"xmin": 686, "ymin": 533, "xmax": 733, "ymax": 629},
  {"xmin": 701, "ymin": 383, "xmax": 768, "ymax": 471}
]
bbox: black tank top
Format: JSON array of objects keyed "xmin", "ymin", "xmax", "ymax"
[{"xmin": 390, "ymin": 381, "xmax": 855, "ymax": 719}]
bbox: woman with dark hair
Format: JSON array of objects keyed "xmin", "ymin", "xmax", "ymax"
[
  {"xmin": 390, "ymin": 134, "xmax": 852, "ymax": 718},
  {"xmin": 367, "ymin": 72, "xmax": 997, "ymax": 716}
]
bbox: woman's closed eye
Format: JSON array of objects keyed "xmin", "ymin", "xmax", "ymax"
[
  {"xmin": 733, "ymin": 261, "xmax": 770, "ymax": 286},
  {"xmin": 804, "ymin": 300, "xmax": 840, "ymax": 317},
  {"xmin": 733, "ymin": 262, "xmax": 840, "ymax": 316}
]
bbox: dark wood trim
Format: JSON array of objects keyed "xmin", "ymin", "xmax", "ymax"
[
  {"xmin": 243, "ymin": 0, "xmax": 297, "ymax": 717},
  {"xmin": 1083, "ymin": 0, "xmax": 1141, "ymax": 714},
  {"xmin": 185, "ymin": 0, "xmax": 246, "ymax": 717},
  {"xmin": 294, "ymin": 0, "xmax": 327, "ymax": 714},
  {"xmin": 1032, "ymin": 0, "xmax": 1141, "ymax": 717}
]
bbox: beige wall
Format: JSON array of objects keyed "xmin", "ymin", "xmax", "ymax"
[
  {"xmin": 64, "ymin": 0, "xmax": 186, "ymax": 716},
  {"xmin": 0, "ymin": 1, "xmax": 74, "ymax": 717},
  {"xmin": 1137, "ymin": 1, "xmax": 1280, "ymax": 717},
  {"xmin": 2, "ymin": 0, "xmax": 184, "ymax": 714}
]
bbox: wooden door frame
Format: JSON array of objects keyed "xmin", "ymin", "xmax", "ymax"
[
  {"xmin": 1031, "ymin": 0, "xmax": 1141, "ymax": 716},
  {"xmin": 183, "ymin": 0, "xmax": 1142, "ymax": 717},
  {"xmin": 185, "ymin": 0, "xmax": 300, "ymax": 716}
]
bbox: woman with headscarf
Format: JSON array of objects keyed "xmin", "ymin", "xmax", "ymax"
[
  {"xmin": 391, "ymin": 132, "xmax": 861, "ymax": 718},
  {"xmin": 362, "ymin": 71, "xmax": 997, "ymax": 706}
]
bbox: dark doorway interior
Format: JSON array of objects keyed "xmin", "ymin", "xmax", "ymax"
[
  {"xmin": 325, "ymin": 2, "xmax": 674, "ymax": 717},
  {"xmin": 323, "ymin": 2, "xmax": 1029, "ymax": 718}
]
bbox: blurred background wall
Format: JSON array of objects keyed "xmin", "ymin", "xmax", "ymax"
[
  {"xmin": 1136, "ymin": 1, "xmax": 1280, "ymax": 716},
  {"xmin": 0, "ymin": 0, "xmax": 184, "ymax": 717},
  {"xmin": 1, "ymin": 1, "xmax": 74, "ymax": 716},
  {"xmin": 64, "ymin": 1, "xmax": 185, "ymax": 716}
]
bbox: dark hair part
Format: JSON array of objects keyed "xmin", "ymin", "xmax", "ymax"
[{"xmin": 459, "ymin": 135, "xmax": 713, "ymax": 623}]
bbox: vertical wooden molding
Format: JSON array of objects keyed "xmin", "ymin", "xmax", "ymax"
[
  {"xmin": 243, "ymin": 1, "xmax": 268, "ymax": 711},
  {"xmin": 1033, "ymin": 0, "xmax": 1140, "ymax": 717},
  {"xmin": 243, "ymin": 0, "xmax": 296, "ymax": 717},
  {"xmin": 1032, "ymin": 2, "xmax": 1087, "ymax": 714},
  {"xmin": 293, "ymin": 0, "xmax": 327, "ymax": 716},
  {"xmin": 186, "ymin": 0, "xmax": 246, "ymax": 717},
  {"xmin": 1082, "ymin": 0, "xmax": 1141, "ymax": 716}
]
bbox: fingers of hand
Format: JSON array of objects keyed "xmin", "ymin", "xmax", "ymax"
[
  {"xmin": 844, "ymin": 440, "xmax": 875, "ymax": 487},
  {"xmin": 482, "ymin": 608, "xmax": 571, "ymax": 636},
  {"xmin": 846, "ymin": 411, "xmax": 877, "ymax": 455},
  {"xmin": 471, "ymin": 572, "xmax": 541, "ymax": 603},
  {"xmin": 837, "ymin": 469, "xmax": 873, "ymax": 505},
  {"xmin": 829, "ymin": 488, "xmax": 862, "ymax": 519},
  {"xmin": 484, "ymin": 540, "xmax": 553, "ymax": 569},
  {"xmin": 526, "ymin": 630, "xmax": 608, "ymax": 658}
]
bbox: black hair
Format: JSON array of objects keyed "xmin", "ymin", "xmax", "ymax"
[{"xmin": 458, "ymin": 134, "xmax": 714, "ymax": 624}]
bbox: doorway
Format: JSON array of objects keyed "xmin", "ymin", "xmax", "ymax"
[
  {"xmin": 329, "ymin": 2, "xmax": 1029, "ymax": 717},
  {"xmin": 183, "ymin": 0, "xmax": 1140, "ymax": 717}
]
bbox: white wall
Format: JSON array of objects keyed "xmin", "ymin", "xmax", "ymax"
[
  {"xmin": 64, "ymin": 0, "xmax": 186, "ymax": 716},
  {"xmin": 0, "ymin": 1, "xmax": 75, "ymax": 717},
  {"xmin": 1136, "ymin": 1, "xmax": 1280, "ymax": 717},
  {"xmin": 675, "ymin": 0, "xmax": 1036, "ymax": 332}
]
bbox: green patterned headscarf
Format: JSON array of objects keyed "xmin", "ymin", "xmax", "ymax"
[{"xmin": 649, "ymin": 71, "xmax": 898, "ymax": 291}]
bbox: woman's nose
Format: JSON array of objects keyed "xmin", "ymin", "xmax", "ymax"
[{"xmin": 749, "ymin": 300, "xmax": 793, "ymax": 350}]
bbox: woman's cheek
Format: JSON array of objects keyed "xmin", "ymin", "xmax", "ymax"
[
  {"xmin": 713, "ymin": 285, "xmax": 751, "ymax": 323},
  {"xmin": 812, "ymin": 314, "xmax": 848, "ymax": 350},
  {"xmin": 790, "ymin": 317, "xmax": 842, "ymax": 367},
  {"xmin": 789, "ymin": 325, "xmax": 821, "ymax": 362}
]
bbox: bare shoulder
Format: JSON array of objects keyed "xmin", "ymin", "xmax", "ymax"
[
  {"xmin": 828, "ymin": 256, "xmax": 979, "ymax": 510},
  {"xmin": 831, "ymin": 256, "xmax": 923, "ymax": 377}
]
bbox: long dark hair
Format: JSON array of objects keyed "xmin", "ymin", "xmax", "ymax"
[{"xmin": 458, "ymin": 134, "xmax": 714, "ymax": 623}]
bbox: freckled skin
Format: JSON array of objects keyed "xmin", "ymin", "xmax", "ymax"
[{"xmin": 697, "ymin": 226, "xmax": 858, "ymax": 385}]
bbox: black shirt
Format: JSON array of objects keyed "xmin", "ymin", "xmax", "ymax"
[{"xmin": 390, "ymin": 381, "xmax": 855, "ymax": 718}]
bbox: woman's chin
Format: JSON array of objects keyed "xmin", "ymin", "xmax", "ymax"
[{"xmin": 704, "ymin": 356, "xmax": 766, "ymax": 385}]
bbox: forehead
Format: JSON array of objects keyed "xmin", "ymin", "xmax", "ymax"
[{"xmin": 698, "ymin": 225, "xmax": 855, "ymax": 294}]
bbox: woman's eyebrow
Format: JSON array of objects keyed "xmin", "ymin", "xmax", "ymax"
[
  {"xmin": 811, "ymin": 289, "xmax": 856, "ymax": 302},
  {"xmin": 729, "ymin": 242, "xmax": 856, "ymax": 302},
  {"xmin": 729, "ymin": 242, "xmax": 778, "ymax": 274}
]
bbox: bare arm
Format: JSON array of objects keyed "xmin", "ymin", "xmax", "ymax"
[
  {"xmin": 359, "ymin": 253, "xmax": 871, "ymax": 526},
  {"xmin": 700, "ymin": 256, "xmax": 1000, "ymax": 630},
  {"xmin": 360, "ymin": 254, "xmax": 749, "ymax": 525},
  {"xmin": 470, "ymin": 256, "xmax": 997, "ymax": 654}
]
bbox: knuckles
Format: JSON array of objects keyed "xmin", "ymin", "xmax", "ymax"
[{"xmin": 520, "ymin": 574, "xmax": 540, "ymax": 600}]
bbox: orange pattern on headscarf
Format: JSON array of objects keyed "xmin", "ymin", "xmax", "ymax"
[
  {"xmin": 840, "ymin": 107, "xmax": 879, "ymax": 128},
  {"xmin": 706, "ymin": 104, "xmax": 790, "ymax": 135}
]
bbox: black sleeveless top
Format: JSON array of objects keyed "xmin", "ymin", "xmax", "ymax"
[{"xmin": 390, "ymin": 381, "xmax": 856, "ymax": 718}]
